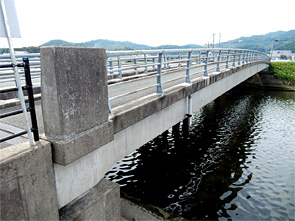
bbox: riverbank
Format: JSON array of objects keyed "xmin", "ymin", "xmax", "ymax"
[
  {"xmin": 242, "ymin": 73, "xmax": 295, "ymax": 91},
  {"xmin": 242, "ymin": 64, "xmax": 295, "ymax": 91}
]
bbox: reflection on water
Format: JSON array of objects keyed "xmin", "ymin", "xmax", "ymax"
[{"xmin": 105, "ymin": 88, "xmax": 295, "ymax": 220}]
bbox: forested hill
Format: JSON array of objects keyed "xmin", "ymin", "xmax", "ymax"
[
  {"xmin": 40, "ymin": 39, "xmax": 203, "ymax": 51},
  {"xmin": 1, "ymin": 30, "xmax": 294, "ymax": 53},
  {"xmin": 39, "ymin": 30, "xmax": 295, "ymax": 53},
  {"xmin": 216, "ymin": 30, "xmax": 295, "ymax": 53}
]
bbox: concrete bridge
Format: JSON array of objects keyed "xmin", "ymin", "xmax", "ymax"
[{"xmin": 1, "ymin": 47, "xmax": 269, "ymax": 220}]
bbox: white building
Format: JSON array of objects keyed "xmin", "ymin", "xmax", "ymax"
[{"xmin": 270, "ymin": 50, "xmax": 295, "ymax": 61}]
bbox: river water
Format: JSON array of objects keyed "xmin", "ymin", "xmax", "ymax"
[{"xmin": 105, "ymin": 86, "xmax": 295, "ymax": 220}]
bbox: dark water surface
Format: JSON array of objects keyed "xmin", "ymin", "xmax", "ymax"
[{"xmin": 105, "ymin": 87, "xmax": 295, "ymax": 220}]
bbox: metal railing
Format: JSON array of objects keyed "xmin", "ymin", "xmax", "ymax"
[
  {"xmin": 106, "ymin": 48, "xmax": 269, "ymax": 114},
  {"xmin": 0, "ymin": 53, "xmax": 41, "ymax": 90},
  {"xmin": 0, "ymin": 58, "xmax": 39, "ymax": 144},
  {"xmin": 1, "ymin": 48, "xmax": 269, "ymax": 117}
]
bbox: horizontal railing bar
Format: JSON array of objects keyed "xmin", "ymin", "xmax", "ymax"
[
  {"xmin": 0, "ymin": 53, "xmax": 40, "ymax": 59},
  {"xmin": 109, "ymin": 82, "xmax": 158, "ymax": 102},
  {"xmin": 0, "ymin": 109, "xmax": 24, "ymax": 118},
  {"xmin": 0, "ymin": 131, "xmax": 27, "ymax": 143}
]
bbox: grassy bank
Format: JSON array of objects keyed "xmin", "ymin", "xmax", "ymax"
[{"xmin": 268, "ymin": 62, "xmax": 295, "ymax": 84}]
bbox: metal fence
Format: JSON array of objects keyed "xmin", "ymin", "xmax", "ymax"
[
  {"xmin": 106, "ymin": 48, "xmax": 269, "ymax": 114},
  {"xmin": 0, "ymin": 57, "xmax": 39, "ymax": 145}
]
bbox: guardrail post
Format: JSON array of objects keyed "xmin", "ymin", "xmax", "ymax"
[
  {"xmin": 23, "ymin": 58, "xmax": 39, "ymax": 142},
  {"xmin": 226, "ymin": 50, "xmax": 230, "ymax": 69},
  {"xmin": 117, "ymin": 56, "xmax": 122, "ymax": 79},
  {"xmin": 156, "ymin": 53, "xmax": 164, "ymax": 94},
  {"xmin": 216, "ymin": 50, "xmax": 221, "ymax": 72},
  {"xmin": 245, "ymin": 51, "xmax": 249, "ymax": 63},
  {"xmin": 185, "ymin": 51, "xmax": 192, "ymax": 83},
  {"xmin": 109, "ymin": 60, "xmax": 113, "ymax": 71},
  {"xmin": 238, "ymin": 50, "xmax": 241, "ymax": 66},
  {"xmin": 133, "ymin": 58, "xmax": 137, "ymax": 73},
  {"xmin": 144, "ymin": 53, "xmax": 148, "ymax": 74},
  {"xmin": 163, "ymin": 53, "xmax": 167, "ymax": 70},
  {"xmin": 232, "ymin": 50, "xmax": 236, "ymax": 67},
  {"xmin": 204, "ymin": 50, "xmax": 209, "ymax": 77},
  {"xmin": 178, "ymin": 52, "xmax": 182, "ymax": 67},
  {"xmin": 152, "ymin": 56, "xmax": 156, "ymax": 70}
]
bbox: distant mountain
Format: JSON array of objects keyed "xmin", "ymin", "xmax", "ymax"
[
  {"xmin": 42, "ymin": 39, "xmax": 152, "ymax": 50},
  {"xmin": 3, "ymin": 29, "xmax": 293, "ymax": 54},
  {"xmin": 216, "ymin": 30, "xmax": 295, "ymax": 53},
  {"xmin": 41, "ymin": 39, "xmax": 203, "ymax": 51}
]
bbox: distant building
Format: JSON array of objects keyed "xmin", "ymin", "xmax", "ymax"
[{"xmin": 270, "ymin": 50, "xmax": 295, "ymax": 61}]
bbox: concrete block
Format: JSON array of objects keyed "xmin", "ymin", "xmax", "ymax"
[
  {"xmin": 41, "ymin": 46, "xmax": 108, "ymax": 140},
  {"xmin": 41, "ymin": 46, "xmax": 114, "ymax": 165},
  {"xmin": 49, "ymin": 120, "xmax": 114, "ymax": 165},
  {"xmin": 0, "ymin": 140, "xmax": 59, "ymax": 220},
  {"xmin": 59, "ymin": 178, "xmax": 120, "ymax": 221}
]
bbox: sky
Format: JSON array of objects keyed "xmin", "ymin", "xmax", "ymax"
[{"xmin": 1, "ymin": 0, "xmax": 294, "ymax": 48}]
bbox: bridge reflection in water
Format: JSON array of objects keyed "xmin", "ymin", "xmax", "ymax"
[{"xmin": 105, "ymin": 86, "xmax": 295, "ymax": 220}]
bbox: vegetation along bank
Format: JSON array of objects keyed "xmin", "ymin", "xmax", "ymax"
[{"xmin": 243, "ymin": 62, "xmax": 295, "ymax": 91}]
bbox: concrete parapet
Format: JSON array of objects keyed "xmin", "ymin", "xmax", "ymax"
[
  {"xmin": 0, "ymin": 140, "xmax": 59, "ymax": 220},
  {"xmin": 59, "ymin": 178, "xmax": 120, "ymax": 221},
  {"xmin": 41, "ymin": 46, "xmax": 113, "ymax": 165}
]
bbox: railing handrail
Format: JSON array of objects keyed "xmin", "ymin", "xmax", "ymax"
[{"xmin": 106, "ymin": 48, "xmax": 269, "ymax": 57}]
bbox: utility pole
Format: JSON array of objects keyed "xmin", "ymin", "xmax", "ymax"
[
  {"xmin": 212, "ymin": 33, "xmax": 221, "ymax": 48},
  {"xmin": 270, "ymin": 39, "xmax": 278, "ymax": 60}
]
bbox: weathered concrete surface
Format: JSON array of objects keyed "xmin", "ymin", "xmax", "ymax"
[
  {"xmin": 53, "ymin": 61, "xmax": 269, "ymax": 208},
  {"xmin": 59, "ymin": 178, "xmax": 120, "ymax": 221},
  {"xmin": 0, "ymin": 140, "xmax": 59, "ymax": 220},
  {"xmin": 41, "ymin": 46, "xmax": 114, "ymax": 165},
  {"xmin": 41, "ymin": 46, "xmax": 109, "ymax": 138},
  {"xmin": 121, "ymin": 198, "xmax": 162, "ymax": 221},
  {"xmin": 46, "ymin": 121, "xmax": 114, "ymax": 165}
]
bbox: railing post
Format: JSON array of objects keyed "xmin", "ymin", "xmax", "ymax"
[
  {"xmin": 144, "ymin": 53, "xmax": 148, "ymax": 74},
  {"xmin": 156, "ymin": 52, "xmax": 164, "ymax": 94},
  {"xmin": 204, "ymin": 50, "xmax": 209, "ymax": 77},
  {"xmin": 185, "ymin": 51, "xmax": 192, "ymax": 83},
  {"xmin": 133, "ymin": 58, "xmax": 137, "ymax": 73},
  {"xmin": 23, "ymin": 58, "xmax": 39, "ymax": 142},
  {"xmin": 242, "ymin": 51, "xmax": 245, "ymax": 64},
  {"xmin": 246, "ymin": 51, "xmax": 249, "ymax": 63},
  {"xmin": 226, "ymin": 50, "xmax": 230, "ymax": 69},
  {"xmin": 163, "ymin": 53, "xmax": 167, "ymax": 70},
  {"xmin": 238, "ymin": 50, "xmax": 241, "ymax": 66},
  {"xmin": 216, "ymin": 50, "xmax": 221, "ymax": 72},
  {"xmin": 117, "ymin": 56, "xmax": 122, "ymax": 79},
  {"xmin": 167, "ymin": 56, "xmax": 170, "ymax": 68},
  {"xmin": 232, "ymin": 50, "xmax": 236, "ymax": 67},
  {"xmin": 109, "ymin": 60, "xmax": 113, "ymax": 71},
  {"xmin": 178, "ymin": 52, "xmax": 182, "ymax": 67},
  {"xmin": 152, "ymin": 56, "xmax": 156, "ymax": 70}
]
